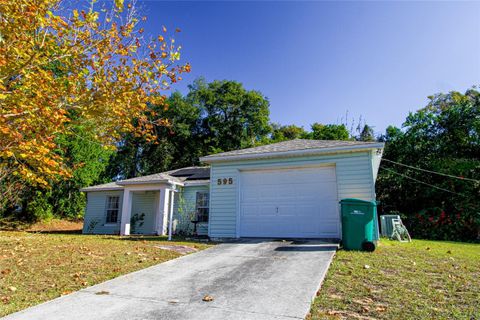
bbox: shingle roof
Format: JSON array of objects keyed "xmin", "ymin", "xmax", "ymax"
[
  {"xmin": 80, "ymin": 182, "xmax": 124, "ymax": 192},
  {"xmin": 201, "ymin": 139, "xmax": 383, "ymax": 162},
  {"xmin": 116, "ymin": 172, "xmax": 184, "ymax": 185},
  {"xmin": 81, "ymin": 166, "xmax": 210, "ymax": 191},
  {"xmin": 167, "ymin": 167, "xmax": 210, "ymax": 180}
]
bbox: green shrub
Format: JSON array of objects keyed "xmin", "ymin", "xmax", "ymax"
[
  {"xmin": 26, "ymin": 192, "xmax": 54, "ymax": 221},
  {"xmin": 130, "ymin": 213, "xmax": 145, "ymax": 234},
  {"xmin": 404, "ymin": 207, "xmax": 479, "ymax": 242}
]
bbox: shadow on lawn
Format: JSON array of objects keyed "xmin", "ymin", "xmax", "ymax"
[
  {"xmin": 113, "ymin": 235, "xmax": 213, "ymax": 245},
  {"xmin": 26, "ymin": 229, "xmax": 82, "ymax": 235},
  {"xmin": 275, "ymin": 245, "xmax": 339, "ymax": 252}
]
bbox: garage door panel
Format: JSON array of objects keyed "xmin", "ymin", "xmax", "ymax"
[
  {"xmin": 259, "ymin": 188, "xmax": 279, "ymax": 200},
  {"xmin": 240, "ymin": 204, "xmax": 258, "ymax": 216},
  {"xmin": 278, "ymin": 205, "xmax": 297, "ymax": 217},
  {"xmin": 296, "ymin": 205, "xmax": 319, "ymax": 217},
  {"xmin": 319, "ymin": 222, "xmax": 340, "ymax": 234},
  {"xmin": 320, "ymin": 203, "xmax": 340, "ymax": 217},
  {"xmin": 239, "ymin": 166, "xmax": 340, "ymax": 238},
  {"xmin": 319, "ymin": 189, "xmax": 339, "ymax": 200},
  {"xmin": 259, "ymin": 205, "xmax": 276, "ymax": 216}
]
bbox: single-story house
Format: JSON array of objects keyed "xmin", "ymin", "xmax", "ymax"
[{"xmin": 81, "ymin": 139, "xmax": 384, "ymax": 239}]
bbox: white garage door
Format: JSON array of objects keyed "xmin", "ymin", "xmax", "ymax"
[{"xmin": 239, "ymin": 166, "xmax": 340, "ymax": 238}]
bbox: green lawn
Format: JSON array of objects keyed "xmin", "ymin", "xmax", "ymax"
[
  {"xmin": 1, "ymin": 229, "xmax": 478, "ymax": 319},
  {"xmin": 309, "ymin": 239, "xmax": 480, "ymax": 320},
  {"xmin": 0, "ymin": 231, "xmax": 212, "ymax": 317}
]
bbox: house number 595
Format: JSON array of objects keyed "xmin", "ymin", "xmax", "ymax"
[{"xmin": 217, "ymin": 178, "xmax": 233, "ymax": 185}]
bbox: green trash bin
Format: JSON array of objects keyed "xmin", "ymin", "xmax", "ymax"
[{"xmin": 340, "ymin": 198, "xmax": 378, "ymax": 251}]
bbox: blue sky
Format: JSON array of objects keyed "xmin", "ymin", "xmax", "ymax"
[{"xmin": 137, "ymin": 1, "xmax": 480, "ymax": 134}]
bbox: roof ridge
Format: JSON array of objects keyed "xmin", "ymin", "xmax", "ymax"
[
  {"xmin": 119, "ymin": 171, "xmax": 174, "ymax": 181},
  {"xmin": 200, "ymin": 139, "xmax": 384, "ymax": 161}
]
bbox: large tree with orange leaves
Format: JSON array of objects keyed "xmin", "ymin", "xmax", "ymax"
[{"xmin": 0, "ymin": 0, "xmax": 189, "ymax": 208}]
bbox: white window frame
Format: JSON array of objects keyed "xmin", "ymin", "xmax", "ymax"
[
  {"xmin": 105, "ymin": 196, "xmax": 120, "ymax": 225},
  {"xmin": 195, "ymin": 192, "xmax": 209, "ymax": 223}
]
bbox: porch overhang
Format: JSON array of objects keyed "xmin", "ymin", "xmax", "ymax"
[{"xmin": 119, "ymin": 182, "xmax": 179, "ymax": 237}]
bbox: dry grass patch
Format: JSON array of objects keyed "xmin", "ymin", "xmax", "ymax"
[
  {"xmin": 309, "ymin": 239, "xmax": 479, "ymax": 320},
  {"xmin": 0, "ymin": 218, "xmax": 83, "ymax": 233},
  {"xmin": 0, "ymin": 231, "xmax": 212, "ymax": 317}
]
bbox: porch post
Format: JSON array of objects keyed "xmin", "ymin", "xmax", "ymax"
[
  {"xmin": 168, "ymin": 189, "xmax": 175, "ymax": 241},
  {"xmin": 157, "ymin": 187, "xmax": 169, "ymax": 236},
  {"xmin": 153, "ymin": 191, "xmax": 162, "ymax": 235},
  {"xmin": 120, "ymin": 189, "xmax": 132, "ymax": 236}
]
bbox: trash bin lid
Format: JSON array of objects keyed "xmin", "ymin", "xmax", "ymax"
[{"xmin": 340, "ymin": 198, "xmax": 376, "ymax": 205}]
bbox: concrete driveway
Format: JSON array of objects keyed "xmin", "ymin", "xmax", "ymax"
[{"xmin": 3, "ymin": 239, "xmax": 337, "ymax": 320}]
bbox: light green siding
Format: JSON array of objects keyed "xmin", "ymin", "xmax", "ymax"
[
  {"xmin": 371, "ymin": 149, "xmax": 383, "ymax": 181},
  {"xmin": 208, "ymin": 151, "xmax": 376, "ymax": 238},
  {"xmin": 83, "ymin": 191, "xmax": 123, "ymax": 234},
  {"xmin": 131, "ymin": 192, "xmax": 157, "ymax": 234},
  {"xmin": 83, "ymin": 186, "xmax": 208, "ymax": 236},
  {"xmin": 173, "ymin": 185, "xmax": 209, "ymax": 236}
]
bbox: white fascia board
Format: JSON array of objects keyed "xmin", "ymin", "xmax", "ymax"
[
  {"xmin": 80, "ymin": 187, "xmax": 124, "ymax": 192},
  {"xmin": 116, "ymin": 179, "xmax": 184, "ymax": 187},
  {"xmin": 200, "ymin": 143, "xmax": 385, "ymax": 163},
  {"xmin": 183, "ymin": 181, "xmax": 210, "ymax": 187}
]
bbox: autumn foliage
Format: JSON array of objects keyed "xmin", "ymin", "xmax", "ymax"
[{"xmin": 0, "ymin": 0, "xmax": 189, "ymax": 205}]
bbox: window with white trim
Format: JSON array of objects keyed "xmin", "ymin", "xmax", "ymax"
[
  {"xmin": 105, "ymin": 196, "xmax": 120, "ymax": 224},
  {"xmin": 195, "ymin": 192, "xmax": 209, "ymax": 222}
]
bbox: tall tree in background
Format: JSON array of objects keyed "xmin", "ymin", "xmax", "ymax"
[
  {"xmin": 357, "ymin": 124, "xmax": 375, "ymax": 141},
  {"xmin": 270, "ymin": 124, "xmax": 309, "ymax": 142},
  {"xmin": 106, "ymin": 92, "xmax": 202, "ymax": 179},
  {"xmin": 310, "ymin": 123, "xmax": 350, "ymax": 140},
  {"xmin": 189, "ymin": 78, "xmax": 271, "ymax": 153},
  {"xmin": 0, "ymin": 0, "xmax": 189, "ymax": 211},
  {"xmin": 23, "ymin": 126, "xmax": 113, "ymax": 220},
  {"xmin": 377, "ymin": 89, "xmax": 480, "ymax": 241},
  {"xmin": 106, "ymin": 79, "xmax": 272, "ymax": 179}
]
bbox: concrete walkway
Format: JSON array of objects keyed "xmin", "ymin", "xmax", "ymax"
[{"xmin": 3, "ymin": 239, "xmax": 337, "ymax": 320}]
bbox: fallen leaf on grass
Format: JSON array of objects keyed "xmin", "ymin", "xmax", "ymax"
[
  {"xmin": 61, "ymin": 291, "xmax": 72, "ymax": 296},
  {"xmin": 327, "ymin": 310, "xmax": 376, "ymax": 319},
  {"xmin": 1, "ymin": 296, "xmax": 10, "ymax": 304},
  {"xmin": 375, "ymin": 306, "xmax": 387, "ymax": 312},
  {"xmin": 8, "ymin": 286, "xmax": 17, "ymax": 292},
  {"xmin": 1, "ymin": 269, "xmax": 11, "ymax": 275},
  {"xmin": 202, "ymin": 295, "xmax": 214, "ymax": 302},
  {"xmin": 353, "ymin": 298, "xmax": 374, "ymax": 305}
]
